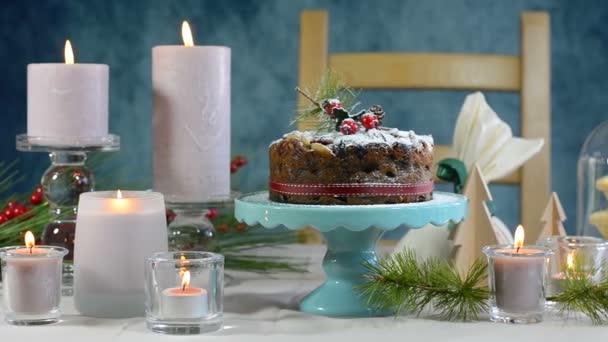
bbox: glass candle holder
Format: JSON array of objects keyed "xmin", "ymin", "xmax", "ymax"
[
  {"xmin": 543, "ymin": 236, "xmax": 608, "ymax": 297},
  {"xmin": 483, "ymin": 245, "xmax": 552, "ymax": 324},
  {"xmin": 0, "ymin": 245, "xmax": 68, "ymax": 325},
  {"xmin": 145, "ymin": 251, "xmax": 224, "ymax": 335}
]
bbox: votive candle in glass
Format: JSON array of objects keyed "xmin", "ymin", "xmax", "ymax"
[
  {"xmin": 482, "ymin": 225, "xmax": 553, "ymax": 324},
  {"xmin": 542, "ymin": 235, "xmax": 608, "ymax": 297},
  {"xmin": 0, "ymin": 231, "xmax": 68, "ymax": 325},
  {"xmin": 145, "ymin": 251, "xmax": 224, "ymax": 335}
]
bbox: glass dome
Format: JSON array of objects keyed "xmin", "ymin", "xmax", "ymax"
[{"xmin": 577, "ymin": 121, "xmax": 608, "ymax": 238}]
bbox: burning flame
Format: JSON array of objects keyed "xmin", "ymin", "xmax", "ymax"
[
  {"xmin": 24, "ymin": 231, "xmax": 35, "ymax": 252},
  {"xmin": 181, "ymin": 21, "xmax": 194, "ymax": 47},
  {"xmin": 116, "ymin": 189, "xmax": 123, "ymax": 199},
  {"xmin": 514, "ymin": 225, "xmax": 525, "ymax": 251},
  {"xmin": 567, "ymin": 251, "xmax": 575, "ymax": 270},
  {"xmin": 64, "ymin": 40, "xmax": 74, "ymax": 64},
  {"xmin": 179, "ymin": 255, "xmax": 187, "ymax": 277},
  {"xmin": 181, "ymin": 270, "xmax": 191, "ymax": 291}
]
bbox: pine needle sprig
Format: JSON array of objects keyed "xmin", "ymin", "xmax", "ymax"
[
  {"xmin": 548, "ymin": 259, "xmax": 608, "ymax": 324},
  {"xmin": 358, "ymin": 249, "xmax": 489, "ymax": 321},
  {"xmin": 292, "ymin": 70, "xmax": 360, "ymax": 132}
]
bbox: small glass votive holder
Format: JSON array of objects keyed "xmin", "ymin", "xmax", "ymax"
[
  {"xmin": 145, "ymin": 251, "xmax": 224, "ymax": 335},
  {"xmin": 0, "ymin": 245, "xmax": 68, "ymax": 325},
  {"xmin": 542, "ymin": 236, "xmax": 608, "ymax": 297},
  {"xmin": 482, "ymin": 245, "xmax": 552, "ymax": 324}
]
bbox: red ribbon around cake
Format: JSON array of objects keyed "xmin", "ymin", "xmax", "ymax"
[{"xmin": 270, "ymin": 181, "xmax": 434, "ymax": 197}]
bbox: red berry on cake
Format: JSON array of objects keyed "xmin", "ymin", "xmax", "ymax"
[
  {"xmin": 361, "ymin": 112, "xmax": 379, "ymax": 130},
  {"xmin": 340, "ymin": 118, "xmax": 358, "ymax": 135},
  {"xmin": 369, "ymin": 105, "xmax": 385, "ymax": 124},
  {"xmin": 322, "ymin": 99, "xmax": 343, "ymax": 116}
]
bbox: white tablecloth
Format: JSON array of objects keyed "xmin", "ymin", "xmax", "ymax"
[{"xmin": 0, "ymin": 245, "xmax": 601, "ymax": 341}]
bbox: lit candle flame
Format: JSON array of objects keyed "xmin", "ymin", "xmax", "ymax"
[
  {"xmin": 24, "ymin": 230, "xmax": 35, "ymax": 254},
  {"xmin": 514, "ymin": 225, "xmax": 525, "ymax": 253},
  {"xmin": 181, "ymin": 270, "xmax": 191, "ymax": 291},
  {"xmin": 116, "ymin": 189, "xmax": 123, "ymax": 199},
  {"xmin": 567, "ymin": 251, "xmax": 575, "ymax": 270},
  {"xmin": 181, "ymin": 21, "xmax": 194, "ymax": 47},
  {"xmin": 179, "ymin": 255, "xmax": 187, "ymax": 277},
  {"xmin": 64, "ymin": 40, "xmax": 74, "ymax": 64}
]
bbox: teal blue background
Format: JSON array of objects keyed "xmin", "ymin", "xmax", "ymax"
[{"xmin": 1, "ymin": 0, "xmax": 607, "ymax": 236}]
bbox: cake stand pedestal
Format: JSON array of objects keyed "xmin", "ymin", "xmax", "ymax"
[{"xmin": 235, "ymin": 191, "xmax": 467, "ymax": 318}]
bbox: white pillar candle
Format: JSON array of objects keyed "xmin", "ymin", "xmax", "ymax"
[
  {"xmin": 27, "ymin": 40, "xmax": 109, "ymax": 141},
  {"xmin": 74, "ymin": 190, "xmax": 168, "ymax": 318},
  {"xmin": 152, "ymin": 21, "xmax": 231, "ymax": 202}
]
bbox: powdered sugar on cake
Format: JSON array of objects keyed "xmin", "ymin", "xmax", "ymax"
[{"xmin": 271, "ymin": 128, "xmax": 433, "ymax": 152}]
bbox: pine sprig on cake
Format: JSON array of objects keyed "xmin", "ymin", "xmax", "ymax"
[{"xmin": 293, "ymin": 70, "xmax": 360, "ymax": 132}]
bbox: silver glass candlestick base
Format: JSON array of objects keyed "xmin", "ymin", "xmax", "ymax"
[
  {"xmin": 166, "ymin": 192, "xmax": 239, "ymax": 254},
  {"xmin": 16, "ymin": 134, "xmax": 120, "ymax": 295}
]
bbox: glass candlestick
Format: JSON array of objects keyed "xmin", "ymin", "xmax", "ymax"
[
  {"xmin": 167, "ymin": 193, "xmax": 239, "ymax": 253},
  {"xmin": 16, "ymin": 134, "xmax": 119, "ymax": 294}
]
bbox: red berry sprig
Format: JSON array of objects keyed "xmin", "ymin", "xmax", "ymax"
[
  {"xmin": 166, "ymin": 209, "xmax": 177, "ymax": 225},
  {"xmin": 230, "ymin": 156, "xmax": 248, "ymax": 174},
  {"xmin": 339, "ymin": 118, "xmax": 358, "ymax": 135},
  {"xmin": 30, "ymin": 186, "xmax": 44, "ymax": 205},
  {"xmin": 1, "ymin": 201, "xmax": 30, "ymax": 224},
  {"xmin": 205, "ymin": 208, "xmax": 219, "ymax": 220},
  {"xmin": 361, "ymin": 112, "xmax": 379, "ymax": 130}
]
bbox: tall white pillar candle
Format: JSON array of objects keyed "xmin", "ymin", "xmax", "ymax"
[
  {"xmin": 152, "ymin": 22, "xmax": 231, "ymax": 202},
  {"xmin": 27, "ymin": 40, "xmax": 109, "ymax": 141},
  {"xmin": 74, "ymin": 191, "xmax": 168, "ymax": 318}
]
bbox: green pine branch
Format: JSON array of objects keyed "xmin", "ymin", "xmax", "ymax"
[
  {"xmin": 548, "ymin": 258, "xmax": 608, "ymax": 324},
  {"xmin": 358, "ymin": 249, "xmax": 488, "ymax": 321},
  {"xmin": 359, "ymin": 249, "xmax": 608, "ymax": 323}
]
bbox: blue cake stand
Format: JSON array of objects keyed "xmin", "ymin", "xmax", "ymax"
[{"xmin": 234, "ymin": 191, "xmax": 467, "ymax": 318}]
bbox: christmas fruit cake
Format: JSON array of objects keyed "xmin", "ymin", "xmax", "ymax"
[{"xmin": 269, "ymin": 87, "xmax": 434, "ymax": 205}]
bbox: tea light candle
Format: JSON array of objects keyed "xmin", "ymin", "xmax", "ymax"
[
  {"xmin": 549, "ymin": 251, "xmax": 576, "ymax": 294},
  {"xmin": 483, "ymin": 225, "xmax": 552, "ymax": 323},
  {"xmin": 152, "ymin": 21, "xmax": 231, "ymax": 202},
  {"xmin": 74, "ymin": 190, "xmax": 168, "ymax": 318},
  {"xmin": 0, "ymin": 231, "xmax": 68, "ymax": 325},
  {"xmin": 27, "ymin": 40, "xmax": 109, "ymax": 140},
  {"xmin": 161, "ymin": 270, "xmax": 208, "ymax": 318}
]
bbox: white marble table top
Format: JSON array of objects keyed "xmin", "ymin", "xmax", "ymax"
[{"xmin": 0, "ymin": 244, "xmax": 600, "ymax": 341}]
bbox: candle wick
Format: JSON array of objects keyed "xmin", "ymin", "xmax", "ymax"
[
  {"xmin": 29, "ymin": 246, "xmax": 32, "ymax": 254},
  {"xmin": 516, "ymin": 246, "xmax": 520, "ymax": 254},
  {"xmin": 182, "ymin": 284, "xmax": 186, "ymax": 292}
]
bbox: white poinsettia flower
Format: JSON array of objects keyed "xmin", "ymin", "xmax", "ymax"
[{"xmin": 452, "ymin": 91, "xmax": 543, "ymax": 182}]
